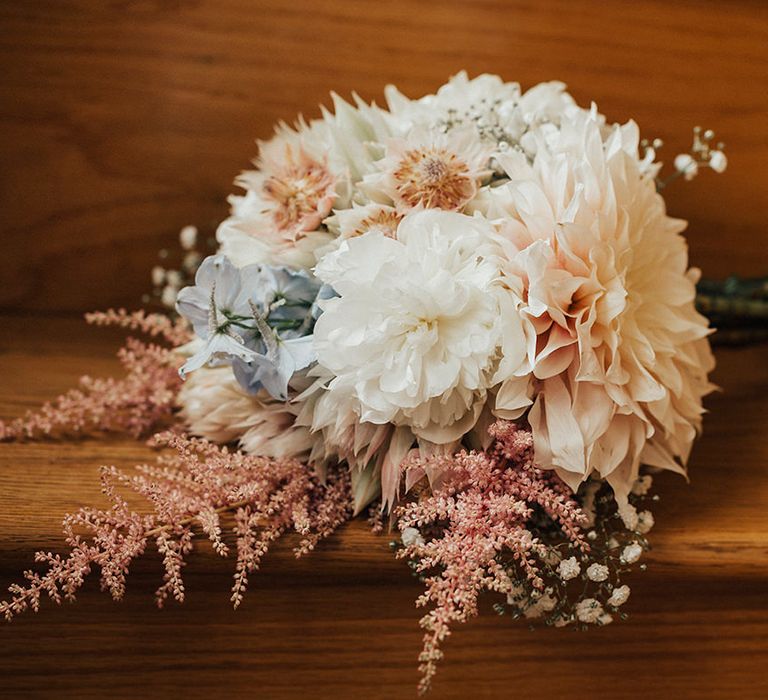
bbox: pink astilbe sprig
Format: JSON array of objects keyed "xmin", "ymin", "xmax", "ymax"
[
  {"xmin": 0, "ymin": 432, "xmax": 352, "ymax": 621},
  {"xmin": 395, "ymin": 421, "xmax": 588, "ymax": 694},
  {"xmin": 0, "ymin": 311, "xmax": 191, "ymax": 441},
  {"xmin": 85, "ymin": 308, "xmax": 191, "ymax": 346}
]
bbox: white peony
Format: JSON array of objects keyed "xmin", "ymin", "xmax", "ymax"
[{"xmin": 313, "ymin": 209, "xmax": 529, "ymax": 446}]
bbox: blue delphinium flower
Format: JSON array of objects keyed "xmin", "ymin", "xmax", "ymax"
[{"xmin": 175, "ymin": 254, "xmax": 326, "ymax": 401}]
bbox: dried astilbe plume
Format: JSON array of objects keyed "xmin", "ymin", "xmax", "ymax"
[
  {"xmin": 84, "ymin": 308, "xmax": 192, "ymax": 346},
  {"xmin": 395, "ymin": 421, "xmax": 588, "ymax": 694},
  {"xmin": 0, "ymin": 431, "xmax": 351, "ymax": 620},
  {"xmin": 0, "ymin": 310, "xmax": 189, "ymax": 441}
]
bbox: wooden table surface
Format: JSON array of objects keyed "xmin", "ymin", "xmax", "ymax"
[{"xmin": 0, "ymin": 315, "xmax": 766, "ymax": 699}]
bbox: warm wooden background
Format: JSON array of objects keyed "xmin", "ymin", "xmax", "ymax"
[
  {"xmin": 1, "ymin": 2, "xmax": 767, "ymax": 699},
  {"xmin": 0, "ymin": 0, "xmax": 767, "ymax": 313}
]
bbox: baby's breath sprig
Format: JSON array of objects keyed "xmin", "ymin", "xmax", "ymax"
[
  {"xmin": 145, "ymin": 225, "xmax": 213, "ymax": 309},
  {"xmin": 501, "ymin": 476, "xmax": 656, "ymax": 630},
  {"xmin": 656, "ymin": 126, "xmax": 727, "ymax": 190}
]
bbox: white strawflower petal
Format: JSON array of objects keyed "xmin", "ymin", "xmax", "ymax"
[{"xmin": 523, "ymin": 592, "xmax": 557, "ymax": 619}]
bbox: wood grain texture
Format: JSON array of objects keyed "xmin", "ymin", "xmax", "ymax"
[
  {"xmin": 1, "ymin": 0, "xmax": 767, "ymax": 313},
  {"xmin": 0, "ymin": 316, "xmax": 767, "ymax": 699}
]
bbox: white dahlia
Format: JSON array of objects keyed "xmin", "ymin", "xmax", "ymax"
[
  {"xmin": 313, "ymin": 208, "xmax": 529, "ymax": 446},
  {"xmin": 485, "ymin": 106, "xmax": 714, "ymax": 504}
]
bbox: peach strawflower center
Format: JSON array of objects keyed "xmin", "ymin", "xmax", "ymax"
[
  {"xmin": 393, "ymin": 147, "xmax": 474, "ymax": 210},
  {"xmin": 353, "ymin": 209, "xmax": 402, "ymax": 238},
  {"xmin": 262, "ymin": 149, "xmax": 336, "ymax": 238}
]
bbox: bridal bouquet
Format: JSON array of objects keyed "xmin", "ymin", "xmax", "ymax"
[{"xmin": 1, "ymin": 73, "xmax": 735, "ymax": 692}]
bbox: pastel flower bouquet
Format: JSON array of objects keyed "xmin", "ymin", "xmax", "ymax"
[{"xmin": 3, "ymin": 72, "xmax": 758, "ymax": 693}]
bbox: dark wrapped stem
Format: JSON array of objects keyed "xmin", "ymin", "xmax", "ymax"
[
  {"xmin": 696, "ymin": 294, "xmax": 768, "ymax": 320},
  {"xmin": 697, "ymin": 275, "xmax": 768, "ymax": 346}
]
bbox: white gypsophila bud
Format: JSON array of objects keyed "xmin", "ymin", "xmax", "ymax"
[
  {"xmin": 165, "ymin": 270, "xmax": 183, "ymax": 288},
  {"xmin": 708, "ymin": 150, "xmax": 728, "ymax": 173},
  {"xmin": 636, "ymin": 510, "xmax": 655, "ymax": 534},
  {"xmin": 523, "ymin": 593, "xmax": 557, "ymax": 619},
  {"xmin": 620, "ymin": 543, "xmax": 643, "ymax": 564},
  {"xmin": 638, "ymin": 146, "xmax": 657, "ymax": 176},
  {"xmin": 586, "ymin": 563, "xmax": 609, "ymax": 582},
  {"xmin": 607, "ymin": 585, "xmax": 631, "ymax": 607},
  {"xmin": 543, "ymin": 548, "xmax": 562, "ymax": 566},
  {"xmin": 619, "ymin": 502, "xmax": 639, "ymax": 531},
  {"xmin": 631, "ymin": 475, "xmax": 653, "ymax": 496},
  {"xmin": 506, "ymin": 581, "xmax": 528, "ymax": 606},
  {"xmin": 575, "ymin": 598, "xmax": 604, "ymax": 624},
  {"xmin": 674, "ymin": 153, "xmax": 698, "ymax": 180},
  {"xmin": 151, "ymin": 265, "xmax": 166, "ymax": 287},
  {"xmin": 183, "ymin": 251, "xmax": 202, "ymax": 271},
  {"xmin": 557, "ymin": 556, "xmax": 581, "ymax": 581},
  {"xmin": 161, "ymin": 285, "xmax": 178, "ymax": 308},
  {"xmin": 401, "ymin": 527, "xmax": 425, "ymax": 548},
  {"xmin": 179, "ymin": 225, "xmax": 198, "ymax": 250}
]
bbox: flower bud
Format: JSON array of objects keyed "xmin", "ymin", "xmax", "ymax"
[{"xmin": 708, "ymin": 150, "xmax": 727, "ymax": 173}]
